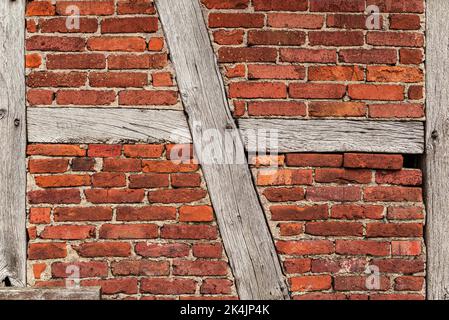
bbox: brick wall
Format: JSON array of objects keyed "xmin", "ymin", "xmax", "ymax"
[{"xmin": 25, "ymin": 0, "xmax": 426, "ymax": 300}]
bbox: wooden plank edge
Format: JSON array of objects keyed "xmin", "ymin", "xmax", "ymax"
[{"xmin": 0, "ymin": 287, "xmax": 101, "ymax": 300}]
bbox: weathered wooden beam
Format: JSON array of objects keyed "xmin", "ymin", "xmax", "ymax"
[
  {"xmin": 27, "ymin": 108, "xmax": 192, "ymax": 144},
  {"xmin": 425, "ymin": 0, "xmax": 449, "ymax": 300},
  {"xmin": 0, "ymin": 288, "xmax": 100, "ymax": 300},
  {"xmin": 239, "ymin": 119, "xmax": 424, "ymax": 154},
  {"xmin": 0, "ymin": 0, "xmax": 26, "ymax": 286},
  {"xmin": 155, "ymin": 0, "xmax": 289, "ymax": 300}
]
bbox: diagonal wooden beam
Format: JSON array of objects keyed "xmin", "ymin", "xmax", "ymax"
[
  {"xmin": 155, "ymin": 0, "xmax": 289, "ymax": 299},
  {"xmin": 0, "ymin": 0, "xmax": 26, "ymax": 287}
]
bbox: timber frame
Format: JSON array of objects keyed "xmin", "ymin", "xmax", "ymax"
[{"xmin": 0, "ymin": 0, "xmax": 445, "ymax": 300}]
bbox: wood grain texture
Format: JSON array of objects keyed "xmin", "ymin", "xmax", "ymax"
[
  {"xmin": 0, "ymin": 288, "xmax": 100, "ymax": 300},
  {"xmin": 0, "ymin": 0, "xmax": 26, "ymax": 287},
  {"xmin": 239, "ymin": 119, "xmax": 424, "ymax": 154},
  {"xmin": 28, "ymin": 108, "xmax": 192, "ymax": 144},
  {"xmin": 426, "ymin": 0, "xmax": 449, "ymax": 300},
  {"xmin": 155, "ymin": 0, "xmax": 289, "ymax": 300}
]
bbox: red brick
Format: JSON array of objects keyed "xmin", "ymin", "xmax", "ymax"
[
  {"xmin": 290, "ymin": 276, "xmax": 332, "ymax": 292},
  {"xmin": 171, "ymin": 173, "xmax": 201, "ymax": 188},
  {"xmin": 315, "ymin": 168, "xmax": 372, "ymax": 184},
  {"xmin": 103, "ymin": 158, "xmax": 141, "ymax": 172},
  {"xmin": 101, "ymin": 17, "xmax": 158, "ymax": 33},
  {"xmin": 35, "ymin": 174, "xmax": 90, "ymax": 188},
  {"xmin": 387, "ymin": 206, "xmax": 423, "ymax": 220},
  {"xmin": 229, "ymin": 82, "xmax": 287, "ymax": 99},
  {"xmin": 54, "ymin": 207, "xmax": 113, "ymax": 222},
  {"xmin": 27, "ymin": 90, "xmax": 54, "ymax": 105},
  {"xmin": 213, "ymin": 30, "xmax": 244, "ymax": 45},
  {"xmin": 108, "ymin": 54, "xmax": 167, "ymax": 70},
  {"xmin": 56, "ymin": 90, "xmax": 115, "ymax": 105},
  {"xmin": 40, "ymin": 17, "xmax": 98, "ymax": 33},
  {"xmin": 253, "ymin": 0, "xmax": 307, "ymax": 11},
  {"xmin": 193, "ymin": 243, "xmax": 223, "ymax": 258},
  {"xmin": 336, "ymin": 240, "xmax": 390, "ymax": 256},
  {"xmin": 88, "ymin": 144, "xmax": 121, "ymax": 157},
  {"xmin": 52, "ymin": 262, "xmax": 108, "ymax": 278},
  {"xmin": 71, "ymin": 158, "xmax": 96, "ymax": 171},
  {"xmin": 56, "ymin": 1, "xmax": 115, "ymax": 15},
  {"xmin": 331, "ymin": 204, "xmax": 384, "ymax": 220},
  {"xmin": 92, "ymin": 173, "xmax": 126, "ymax": 188},
  {"xmin": 309, "ymin": 102, "xmax": 366, "ymax": 117},
  {"xmin": 366, "ymin": 223, "xmax": 423, "ymax": 237},
  {"xmin": 344, "ymin": 153, "xmax": 403, "ymax": 169},
  {"xmin": 268, "ymin": 13, "xmax": 324, "ymax": 29},
  {"xmin": 112, "ymin": 260, "xmax": 169, "ymax": 276},
  {"xmin": 263, "ymin": 187, "xmax": 305, "ymax": 202},
  {"xmin": 310, "ymin": 0, "xmax": 365, "ymax": 12},
  {"xmin": 326, "ymin": 14, "xmax": 368, "ymax": 29},
  {"xmin": 283, "ymin": 259, "xmax": 311, "ymax": 273},
  {"xmin": 87, "ymin": 37, "xmax": 146, "ymax": 52},
  {"xmin": 257, "ymin": 169, "xmax": 313, "ymax": 186},
  {"xmin": 367, "ymin": 66, "xmax": 423, "ymax": 83},
  {"xmin": 27, "ymin": 71, "xmax": 87, "ymax": 88},
  {"xmin": 271, "ymin": 205, "xmax": 328, "ymax": 221},
  {"xmin": 306, "ymin": 186, "xmax": 361, "ymax": 202},
  {"xmin": 161, "ymin": 225, "xmax": 217, "ymax": 240},
  {"xmin": 117, "ymin": 0, "xmax": 156, "ymax": 14},
  {"xmin": 371, "ymin": 258, "xmax": 424, "ymax": 274},
  {"xmin": 279, "ymin": 223, "xmax": 304, "ymax": 236},
  {"xmin": 129, "ymin": 174, "xmax": 169, "ymax": 188},
  {"xmin": 152, "ymin": 72, "xmax": 173, "ymax": 87},
  {"xmin": 27, "ymin": 36, "xmax": 85, "ymax": 52},
  {"xmin": 179, "ymin": 206, "xmax": 214, "ymax": 222},
  {"xmin": 248, "ymin": 102, "xmax": 306, "ymax": 117},
  {"xmin": 370, "ymin": 294, "xmax": 424, "ymax": 300},
  {"xmin": 26, "ymin": 53, "xmax": 42, "ymax": 68},
  {"xmin": 148, "ymin": 189, "xmax": 207, "ymax": 204},
  {"xmin": 248, "ymin": 31, "xmax": 306, "ymax": 46},
  {"xmin": 290, "ymin": 83, "xmax": 346, "ymax": 99},
  {"xmin": 82, "ymin": 278, "xmax": 138, "ymax": 295},
  {"xmin": 376, "ymin": 169, "xmax": 422, "ymax": 186},
  {"xmin": 309, "ymin": 31, "xmax": 364, "ymax": 46},
  {"xmin": 390, "ymin": 14, "xmax": 421, "ymax": 30},
  {"xmin": 118, "ymin": 90, "xmax": 178, "ymax": 105},
  {"xmin": 311, "ymin": 258, "xmax": 366, "ymax": 273},
  {"xmin": 27, "ymin": 144, "xmax": 85, "ymax": 156},
  {"xmin": 218, "ymin": 47, "xmax": 277, "ymax": 63},
  {"xmin": 141, "ymin": 279, "xmax": 196, "ymax": 295},
  {"xmin": 33, "ymin": 263, "xmax": 47, "ymax": 280},
  {"xmin": 305, "ymin": 222, "xmax": 363, "ymax": 236},
  {"xmin": 348, "ymin": 84, "xmax": 404, "ymax": 101},
  {"xmin": 276, "ymin": 240, "xmax": 334, "ymax": 255},
  {"xmin": 394, "ymin": 276, "xmax": 424, "ymax": 291},
  {"xmin": 28, "ymin": 243, "xmax": 67, "ymax": 260},
  {"xmin": 309, "ymin": 66, "xmax": 364, "ymax": 81},
  {"xmin": 201, "ymin": 279, "xmax": 233, "ymax": 295},
  {"xmin": 28, "ymin": 189, "xmax": 81, "ymax": 204},
  {"xmin": 40, "ymin": 225, "xmax": 95, "ymax": 240},
  {"xmin": 85, "ymin": 189, "xmax": 145, "ymax": 204},
  {"xmin": 248, "ymin": 65, "xmax": 305, "ymax": 80},
  {"xmin": 364, "ymin": 186, "xmax": 422, "ymax": 202},
  {"xmin": 26, "ymin": 1, "xmax": 55, "ymax": 16},
  {"xmin": 135, "ymin": 243, "xmax": 190, "ymax": 258},
  {"xmin": 400, "ymin": 49, "xmax": 423, "ymax": 64},
  {"xmin": 392, "ymin": 241, "xmax": 422, "ymax": 256},
  {"xmin": 334, "ymin": 276, "xmax": 390, "ymax": 291},
  {"xmin": 75, "ymin": 242, "xmax": 131, "ymax": 257},
  {"xmin": 116, "ymin": 206, "xmax": 176, "ymax": 221},
  {"xmin": 369, "ymin": 103, "xmax": 424, "ymax": 118},
  {"xmin": 29, "ymin": 159, "xmax": 68, "ymax": 174},
  {"xmin": 281, "ymin": 49, "xmax": 337, "ymax": 63},
  {"xmin": 173, "ymin": 260, "xmax": 228, "ymax": 276},
  {"xmin": 29, "ymin": 208, "xmax": 51, "ymax": 224},
  {"xmin": 209, "ymin": 13, "xmax": 264, "ymax": 28},
  {"xmin": 367, "ymin": 32, "xmax": 424, "ymax": 47},
  {"xmin": 99, "ymin": 224, "xmax": 158, "ymax": 239},
  {"xmin": 89, "ymin": 72, "xmax": 148, "ymax": 87},
  {"xmin": 202, "ymin": 0, "xmax": 248, "ymax": 9},
  {"xmin": 143, "ymin": 161, "xmax": 198, "ymax": 173},
  {"xmin": 286, "ymin": 154, "xmax": 343, "ymax": 167},
  {"xmin": 148, "ymin": 37, "xmax": 164, "ymax": 51},
  {"xmin": 339, "ymin": 49, "xmax": 397, "ymax": 64},
  {"xmin": 408, "ymin": 86, "xmax": 424, "ymax": 100},
  {"xmin": 366, "ymin": 0, "xmax": 424, "ymax": 13}
]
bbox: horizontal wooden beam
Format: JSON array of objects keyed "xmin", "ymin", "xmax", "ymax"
[
  {"xmin": 238, "ymin": 119, "xmax": 424, "ymax": 154},
  {"xmin": 0, "ymin": 288, "xmax": 100, "ymax": 300},
  {"xmin": 27, "ymin": 108, "xmax": 191, "ymax": 144}
]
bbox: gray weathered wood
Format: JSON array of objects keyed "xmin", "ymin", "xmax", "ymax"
[
  {"xmin": 0, "ymin": 0, "xmax": 26, "ymax": 287},
  {"xmin": 239, "ymin": 119, "xmax": 424, "ymax": 154},
  {"xmin": 155, "ymin": 0, "xmax": 289, "ymax": 300},
  {"xmin": 28, "ymin": 108, "xmax": 191, "ymax": 144},
  {"xmin": 426, "ymin": 0, "xmax": 449, "ymax": 300},
  {"xmin": 0, "ymin": 288, "xmax": 101, "ymax": 300}
]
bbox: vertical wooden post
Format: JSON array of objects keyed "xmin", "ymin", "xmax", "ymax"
[
  {"xmin": 0, "ymin": 0, "xmax": 26, "ymax": 286},
  {"xmin": 426, "ymin": 0, "xmax": 449, "ymax": 300}
]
